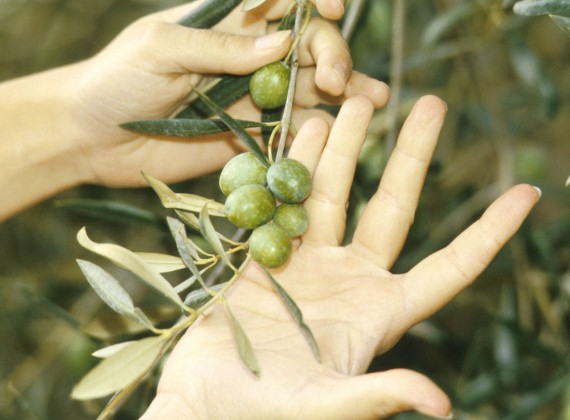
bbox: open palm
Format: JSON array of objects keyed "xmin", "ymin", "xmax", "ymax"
[{"xmin": 142, "ymin": 96, "xmax": 539, "ymax": 419}]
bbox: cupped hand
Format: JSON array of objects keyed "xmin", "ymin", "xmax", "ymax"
[
  {"xmin": 70, "ymin": 1, "xmax": 388, "ymax": 187},
  {"xmin": 140, "ymin": 95, "xmax": 540, "ymax": 419}
]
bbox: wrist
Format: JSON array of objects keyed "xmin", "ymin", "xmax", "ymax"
[{"xmin": 0, "ymin": 63, "xmax": 91, "ymax": 221}]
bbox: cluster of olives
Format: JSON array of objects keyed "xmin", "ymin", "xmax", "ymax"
[{"xmin": 220, "ymin": 152, "xmax": 311, "ymax": 268}]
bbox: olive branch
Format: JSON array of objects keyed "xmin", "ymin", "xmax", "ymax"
[{"xmin": 70, "ymin": 1, "xmax": 320, "ymax": 417}]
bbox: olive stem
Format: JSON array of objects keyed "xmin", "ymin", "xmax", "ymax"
[{"xmin": 276, "ymin": 0, "xmax": 307, "ymax": 161}]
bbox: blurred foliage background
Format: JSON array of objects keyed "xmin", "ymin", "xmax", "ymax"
[{"xmin": 0, "ymin": 0, "xmax": 569, "ymax": 419}]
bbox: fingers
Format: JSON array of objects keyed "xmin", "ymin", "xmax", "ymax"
[
  {"xmin": 310, "ymin": 369, "xmax": 451, "ymax": 419},
  {"xmin": 125, "ymin": 21, "xmax": 291, "ymax": 75},
  {"xmin": 287, "ymin": 117, "xmax": 330, "ymax": 175},
  {"xmin": 303, "ymin": 96, "xmax": 374, "ymax": 245},
  {"xmin": 402, "ymin": 184, "xmax": 540, "ymax": 327},
  {"xmin": 314, "ymin": 0, "xmax": 346, "ymax": 19},
  {"xmin": 351, "ymin": 95, "xmax": 447, "ymax": 269},
  {"xmin": 246, "ymin": 0, "xmax": 345, "ymax": 21},
  {"xmin": 295, "ymin": 68, "xmax": 390, "ymax": 109},
  {"xmin": 298, "ymin": 17, "xmax": 352, "ymax": 96}
]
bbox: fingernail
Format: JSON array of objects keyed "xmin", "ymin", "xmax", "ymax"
[
  {"xmin": 255, "ymin": 30, "xmax": 291, "ymax": 50},
  {"xmin": 334, "ymin": 63, "xmax": 348, "ymax": 86},
  {"xmin": 533, "ymin": 186, "xmax": 542, "ymax": 198},
  {"xmin": 331, "ymin": 0, "xmax": 345, "ymax": 16}
]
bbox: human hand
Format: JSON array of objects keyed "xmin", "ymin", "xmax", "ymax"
[
  {"xmin": 140, "ymin": 95, "xmax": 540, "ymax": 419},
  {"xmin": 69, "ymin": 1, "xmax": 388, "ymax": 188}
]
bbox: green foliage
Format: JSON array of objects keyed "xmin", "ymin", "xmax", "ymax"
[{"xmin": 514, "ymin": 0, "xmax": 570, "ymax": 37}]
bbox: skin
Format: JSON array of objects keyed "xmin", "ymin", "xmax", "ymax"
[
  {"xmin": 141, "ymin": 96, "xmax": 540, "ymax": 419},
  {"xmin": 0, "ymin": 0, "xmax": 388, "ymax": 222}
]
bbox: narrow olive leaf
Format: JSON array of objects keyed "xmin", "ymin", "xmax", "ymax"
[
  {"xmin": 92, "ymin": 341, "xmax": 136, "ymax": 359},
  {"xmin": 223, "ymin": 302, "xmax": 260, "ymax": 376},
  {"xmin": 513, "ymin": 0, "xmax": 570, "ymax": 16},
  {"xmin": 135, "ymin": 252, "xmax": 185, "ymax": 273},
  {"xmin": 168, "ymin": 219, "xmax": 211, "ymax": 293},
  {"xmin": 263, "ymin": 268, "xmax": 321, "ymax": 362},
  {"xmin": 566, "ymin": 174, "xmax": 570, "ymax": 186},
  {"xmin": 177, "ymin": 75, "xmax": 252, "ymax": 119},
  {"xmin": 55, "ymin": 198, "xmax": 164, "ymax": 228},
  {"xmin": 200, "ymin": 204, "xmax": 237, "ymax": 271},
  {"xmin": 193, "ymin": 89, "xmax": 269, "ymax": 166},
  {"xmin": 178, "ymin": 193, "xmax": 226, "ymax": 216},
  {"xmin": 184, "ymin": 282, "xmax": 226, "ymax": 308},
  {"xmin": 243, "ymin": 0, "xmax": 267, "ymax": 11},
  {"xmin": 71, "ymin": 335, "xmax": 167, "ymax": 400},
  {"xmin": 175, "ymin": 210, "xmax": 201, "ymax": 231},
  {"xmin": 131, "ymin": 308, "xmax": 156, "ymax": 331},
  {"xmin": 174, "ymin": 272, "xmax": 199, "ymax": 294},
  {"xmin": 175, "ymin": 210, "xmax": 237, "ymax": 246},
  {"xmin": 77, "ymin": 260, "xmax": 135, "ymax": 317},
  {"xmin": 551, "ymin": 14, "xmax": 570, "ymax": 37},
  {"xmin": 77, "ymin": 228, "xmax": 184, "ymax": 308},
  {"xmin": 143, "ymin": 172, "xmax": 226, "ymax": 216},
  {"xmin": 167, "ymin": 217, "xmax": 200, "ymax": 261},
  {"xmin": 422, "ymin": 3, "xmax": 477, "ymax": 45},
  {"xmin": 82, "ymin": 307, "xmax": 178, "ymax": 341},
  {"xmin": 120, "ymin": 118, "xmax": 264, "ymax": 137},
  {"xmin": 177, "ymin": 0, "xmax": 242, "ymax": 29}
]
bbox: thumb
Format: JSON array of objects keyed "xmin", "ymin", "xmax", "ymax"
[
  {"xmin": 135, "ymin": 22, "xmax": 291, "ymax": 75},
  {"xmin": 313, "ymin": 369, "xmax": 452, "ymax": 419}
]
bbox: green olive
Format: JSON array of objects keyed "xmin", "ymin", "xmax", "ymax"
[
  {"xmin": 267, "ymin": 158, "xmax": 312, "ymax": 203},
  {"xmin": 225, "ymin": 184, "xmax": 276, "ymax": 229},
  {"xmin": 219, "ymin": 152, "xmax": 268, "ymax": 196},
  {"xmin": 274, "ymin": 204, "xmax": 309, "ymax": 237},
  {"xmin": 249, "ymin": 62, "xmax": 290, "ymax": 109},
  {"xmin": 249, "ymin": 223, "xmax": 292, "ymax": 268}
]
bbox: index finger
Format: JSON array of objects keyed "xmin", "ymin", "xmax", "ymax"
[
  {"xmin": 247, "ymin": 0, "xmax": 345, "ymax": 21},
  {"xmin": 401, "ymin": 184, "xmax": 540, "ymax": 328}
]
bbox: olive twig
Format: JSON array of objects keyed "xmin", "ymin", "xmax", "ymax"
[
  {"xmin": 267, "ymin": 123, "xmax": 283, "ymax": 164},
  {"xmin": 275, "ymin": 0, "xmax": 308, "ymax": 161}
]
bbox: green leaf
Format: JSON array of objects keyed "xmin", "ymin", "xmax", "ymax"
[
  {"xmin": 135, "ymin": 252, "xmax": 186, "ymax": 273},
  {"xmin": 551, "ymin": 14, "xmax": 570, "ymax": 37},
  {"xmin": 56, "ymin": 198, "xmax": 164, "ymax": 228},
  {"xmin": 177, "ymin": 0, "xmax": 243, "ymax": 29},
  {"xmin": 177, "ymin": 75, "xmax": 252, "ymax": 119},
  {"xmin": 193, "ymin": 89, "xmax": 269, "ymax": 166},
  {"xmin": 243, "ymin": 0, "xmax": 267, "ymax": 11},
  {"xmin": 77, "ymin": 260, "xmax": 135, "ymax": 317},
  {"xmin": 223, "ymin": 302, "xmax": 260, "ymax": 375},
  {"xmin": 263, "ymin": 268, "xmax": 321, "ymax": 362},
  {"xmin": 167, "ymin": 218, "xmax": 212, "ymax": 295},
  {"xmin": 92, "ymin": 341, "xmax": 135, "ymax": 359},
  {"xmin": 71, "ymin": 335, "xmax": 168, "ymax": 400},
  {"xmin": 513, "ymin": 0, "xmax": 570, "ymax": 17},
  {"xmin": 120, "ymin": 118, "xmax": 264, "ymax": 137},
  {"xmin": 131, "ymin": 308, "xmax": 156, "ymax": 331},
  {"xmin": 506, "ymin": 33, "xmax": 559, "ymax": 117},
  {"xmin": 143, "ymin": 172, "xmax": 226, "ymax": 217},
  {"xmin": 77, "ymin": 228, "xmax": 184, "ymax": 308},
  {"xmin": 422, "ymin": 3, "xmax": 477, "ymax": 45},
  {"xmin": 175, "ymin": 210, "xmax": 201, "ymax": 231},
  {"xmin": 184, "ymin": 282, "xmax": 226, "ymax": 308},
  {"xmin": 199, "ymin": 204, "xmax": 237, "ymax": 271}
]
